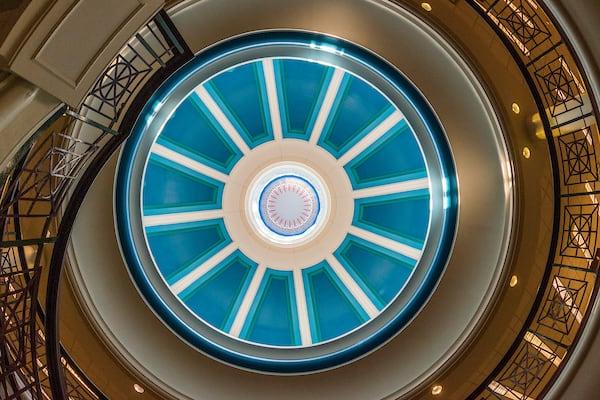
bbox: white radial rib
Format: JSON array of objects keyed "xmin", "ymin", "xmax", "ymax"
[
  {"xmin": 229, "ymin": 264, "xmax": 267, "ymax": 337},
  {"xmin": 308, "ymin": 68, "xmax": 345, "ymax": 144},
  {"xmin": 293, "ymin": 269, "xmax": 313, "ymax": 345},
  {"xmin": 353, "ymin": 178, "xmax": 429, "ymax": 199},
  {"xmin": 152, "ymin": 143, "xmax": 229, "ymax": 183},
  {"xmin": 337, "ymin": 110, "xmax": 405, "ymax": 166},
  {"xmin": 194, "ymin": 86, "xmax": 250, "ymax": 154},
  {"xmin": 349, "ymin": 225, "xmax": 422, "ymax": 261},
  {"xmin": 170, "ymin": 242, "xmax": 237, "ymax": 295},
  {"xmin": 262, "ymin": 59, "xmax": 283, "ymax": 141},
  {"xmin": 143, "ymin": 209, "xmax": 224, "ymax": 228},
  {"xmin": 326, "ymin": 255, "xmax": 379, "ymax": 319}
]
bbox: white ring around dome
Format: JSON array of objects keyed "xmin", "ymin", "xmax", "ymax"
[{"xmin": 247, "ymin": 163, "xmax": 330, "ymax": 246}]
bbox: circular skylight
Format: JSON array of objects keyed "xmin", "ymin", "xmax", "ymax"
[
  {"xmin": 248, "ymin": 163, "xmax": 328, "ymax": 245},
  {"xmin": 116, "ymin": 32, "xmax": 457, "ymax": 373},
  {"xmin": 259, "ymin": 175, "xmax": 320, "ymax": 236}
]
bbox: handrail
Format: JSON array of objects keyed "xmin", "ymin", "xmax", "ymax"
[
  {"xmin": 463, "ymin": 1, "xmax": 600, "ymax": 399},
  {"xmin": 0, "ymin": 9, "xmax": 192, "ymax": 400},
  {"xmin": 1, "ymin": 1, "xmax": 599, "ymax": 399}
]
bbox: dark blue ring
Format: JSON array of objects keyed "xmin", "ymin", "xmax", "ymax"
[{"xmin": 115, "ymin": 31, "xmax": 458, "ymax": 373}]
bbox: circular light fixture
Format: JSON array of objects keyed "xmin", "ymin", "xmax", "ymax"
[
  {"xmin": 522, "ymin": 146, "xmax": 531, "ymax": 159},
  {"xmin": 421, "ymin": 2, "xmax": 432, "ymax": 12},
  {"xmin": 133, "ymin": 384, "xmax": 145, "ymax": 394},
  {"xmin": 246, "ymin": 163, "xmax": 329, "ymax": 246},
  {"xmin": 116, "ymin": 31, "xmax": 457, "ymax": 373},
  {"xmin": 510, "ymin": 275, "xmax": 518, "ymax": 287},
  {"xmin": 432, "ymin": 384, "xmax": 443, "ymax": 395},
  {"xmin": 512, "ymin": 102, "xmax": 521, "ymax": 114}
]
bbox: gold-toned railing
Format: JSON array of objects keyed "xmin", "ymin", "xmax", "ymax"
[
  {"xmin": 466, "ymin": 1, "xmax": 600, "ymax": 399},
  {"xmin": 2, "ymin": 1, "xmax": 599, "ymax": 399}
]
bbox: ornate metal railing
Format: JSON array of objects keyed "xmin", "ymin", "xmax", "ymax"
[
  {"xmin": 464, "ymin": 1, "xmax": 600, "ymax": 399},
  {"xmin": 0, "ymin": 10, "xmax": 192, "ymax": 400},
  {"xmin": 2, "ymin": 1, "xmax": 600, "ymax": 399}
]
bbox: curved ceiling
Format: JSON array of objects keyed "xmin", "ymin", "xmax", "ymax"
[
  {"xmin": 115, "ymin": 33, "xmax": 457, "ymax": 372},
  {"xmin": 65, "ymin": 1, "xmax": 525, "ymax": 397}
]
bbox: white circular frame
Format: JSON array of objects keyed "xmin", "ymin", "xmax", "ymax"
[{"xmin": 246, "ymin": 162, "xmax": 331, "ymax": 246}]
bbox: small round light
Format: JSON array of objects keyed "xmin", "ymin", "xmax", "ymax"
[
  {"xmin": 421, "ymin": 2, "xmax": 432, "ymax": 11},
  {"xmin": 133, "ymin": 384, "xmax": 145, "ymax": 394},
  {"xmin": 522, "ymin": 147, "xmax": 531, "ymax": 159},
  {"xmin": 512, "ymin": 103, "xmax": 521, "ymax": 114},
  {"xmin": 432, "ymin": 385, "xmax": 443, "ymax": 395},
  {"xmin": 510, "ymin": 275, "xmax": 518, "ymax": 287}
]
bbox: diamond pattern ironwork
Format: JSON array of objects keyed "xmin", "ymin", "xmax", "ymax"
[
  {"xmin": 535, "ymin": 56, "xmax": 585, "ymax": 118},
  {"xmin": 538, "ymin": 276, "xmax": 587, "ymax": 335},
  {"xmin": 557, "ymin": 128, "xmax": 598, "ymax": 185},
  {"xmin": 494, "ymin": 0, "xmax": 551, "ymax": 54},
  {"xmin": 560, "ymin": 204, "xmax": 598, "ymax": 259}
]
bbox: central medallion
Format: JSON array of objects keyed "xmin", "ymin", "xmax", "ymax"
[
  {"xmin": 246, "ymin": 163, "xmax": 330, "ymax": 246},
  {"xmin": 260, "ymin": 176, "xmax": 318, "ymax": 235}
]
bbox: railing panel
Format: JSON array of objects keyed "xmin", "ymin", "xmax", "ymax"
[
  {"xmin": 468, "ymin": 0, "xmax": 600, "ymax": 398},
  {"xmin": 0, "ymin": 9, "xmax": 192, "ymax": 400}
]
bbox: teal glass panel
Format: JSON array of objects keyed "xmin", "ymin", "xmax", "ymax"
[
  {"xmin": 206, "ymin": 61, "xmax": 273, "ymax": 147},
  {"xmin": 143, "ymin": 154, "xmax": 223, "ymax": 215},
  {"xmin": 353, "ymin": 190, "xmax": 430, "ymax": 249},
  {"xmin": 335, "ymin": 235, "xmax": 415, "ymax": 307},
  {"xmin": 303, "ymin": 262, "xmax": 368, "ymax": 342},
  {"xmin": 158, "ymin": 94, "xmax": 242, "ymax": 173},
  {"xmin": 275, "ymin": 59, "xmax": 332, "ymax": 140},
  {"xmin": 241, "ymin": 270, "xmax": 300, "ymax": 346},
  {"xmin": 345, "ymin": 120, "xmax": 427, "ymax": 189},
  {"xmin": 145, "ymin": 219, "xmax": 231, "ymax": 284},
  {"xmin": 181, "ymin": 251, "xmax": 257, "ymax": 331},
  {"xmin": 318, "ymin": 75, "xmax": 392, "ymax": 158}
]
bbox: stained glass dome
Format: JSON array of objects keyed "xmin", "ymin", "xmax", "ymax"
[{"xmin": 115, "ymin": 32, "xmax": 457, "ymax": 373}]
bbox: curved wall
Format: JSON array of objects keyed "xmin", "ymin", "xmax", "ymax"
[{"xmin": 66, "ymin": 0, "xmax": 550, "ymax": 399}]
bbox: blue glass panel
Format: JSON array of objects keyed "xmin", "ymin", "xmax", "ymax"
[
  {"xmin": 158, "ymin": 94, "xmax": 242, "ymax": 173},
  {"xmin": 206, "ymin": 61, "xmax": 273, "ymax": 147},
  {"xmin": 319, "ymin": 75, "xmax": 392, "ymax": 157},
  {"xmin": 181, "ymin": 251, "xmax": 256, "ymax": 331},
  {"xmin": 345, "ymin": 120, "xmax": 427, "ymax": 189},
  {"xmin": 303, "ymin": 262, "xmax": 367, "ymax": 342},
  {"xmin": 242, "ymin": 270, "xmax": 300, "ymax": 346},
  {"xmin": 335, "ymin": 235, "xmax": 415, "ymax": 307},
  {"xmin": 276, "ymin": 59, "xmax": 331, "ymax": 139},
  {"xmin": 354, "ymin": 190, "xmax": 430, "ymax": 249},
  {"xmin": 145, "ymin": 219, "xmax": 231, "ymax": 284},
  {"xmin": 143, "ymin": 154, "xmax": 223, "ymax": 215}
]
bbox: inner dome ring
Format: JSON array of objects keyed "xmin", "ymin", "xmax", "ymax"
[
  {"xmin": 115, "ymin": 31, "xmax": 458, "ymax": 373},
  {"xmin": 248, "ymin": 162, "xmax": 330, "ymax": 246}
]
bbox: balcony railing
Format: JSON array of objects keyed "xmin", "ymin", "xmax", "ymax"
[
  {"xmin": 0, "ymin": 10, "xmax": 192, "ymax": 400},
  {"xmin": 1, "ymin": 1, "xmax": 599, "ymax": 399},
  {"xmin": 465, "ymin": 1, "xmax": 600, "ymax": 399}
]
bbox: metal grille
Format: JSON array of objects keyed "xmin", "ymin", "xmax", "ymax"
[
  {"xmin": 0, "ymin": 10, "xmax": 191, "ymax": 400},
  {"xmin": 468, "ymin": 0, "xmax": 600, "ymax": 398},
  {"xmin": 2, "ymin": 1, "xmax": 599, "ymax": 399}
]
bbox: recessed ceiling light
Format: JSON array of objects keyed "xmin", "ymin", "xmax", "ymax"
[
  {"xmin": 510, "ymin": 275, "xmax": 518, "ymax": 287},
  {"xmin": 432, "ymin": 384, "xmax": 443, "ymax": 395},
  {"xmin": 512, "ymin": 103, "xmax": 521, "ymax": 114},
  {"xmin": 421, "ymin": 2, "xmax": 432, "ymax": 12},
  {"xmin": 522, "ymin": 147, "xmax": 531, "ymax": 159},
  {"xmin": 133, "ymin": 384, "xmax": 145, "ymax": 394}
]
